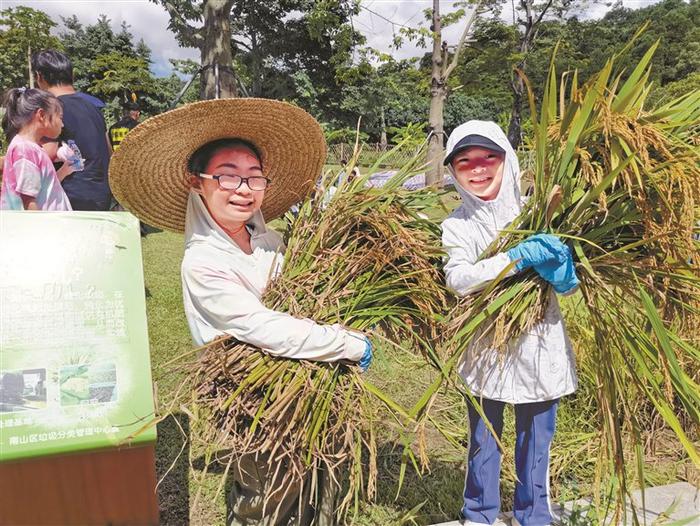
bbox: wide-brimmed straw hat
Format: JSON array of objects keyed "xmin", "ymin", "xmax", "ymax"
[{"xmin": 109, "ymin": 98, "xmax": 327, "ymax": 232}]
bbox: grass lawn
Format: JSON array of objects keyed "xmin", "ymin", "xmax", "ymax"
[
  {"xmin": 142, "ymin": 194, "xmax": 695, "ymax": 525},
  {"xmin": 142, "ymin": 226, "xmax": 471, "ymax": 525}
]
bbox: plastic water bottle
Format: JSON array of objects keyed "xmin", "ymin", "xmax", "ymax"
[{"xmin": 64, "ymin": 140, "xmax": 84, "ymax": 171}]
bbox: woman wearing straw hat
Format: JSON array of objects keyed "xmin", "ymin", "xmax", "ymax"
[{"xmin": 109, "ymin": 98, "xmax": 372, "ymax": 525}]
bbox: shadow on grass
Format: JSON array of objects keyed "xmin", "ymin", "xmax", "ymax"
[
  {"xmin": 190, "ymin": 450, "xmax": 234, "ymax": 473},
  {"xmin": 154, "ymin": 422, "xmax": 465, "ymax": 525},
  {"xmin": 190, "ymin": 450, "xmax": 324, "ymax": 526},
  {"xmin": 183, "ymin": 443, "xmax": 464, "ymax": 526},
  {"xmin": 365, "ymin": 441, "xmax": 465, "ymax": 525},
  {"xmin": 156, "ymin": 413, "xmax": 191, "ymax": 525}
]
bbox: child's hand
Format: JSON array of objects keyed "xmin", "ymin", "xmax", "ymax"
[
  {"xmin": 20, "ymin": 194, "xmax": 39, "ymax": 210},
  {"xmin": 56, "ymin": 161, "xmax": 76, "ymax": 182},
  {"xmin": 507, "ymin": 234, "xmax": 568, "ymax": 271},
  {"xmin": 56, "ymin": 143, "xmax": 73, "ymax": 162},
  {"xmin": 533, "ymin": 250, "xmax": 580, "ymax": 294},
  {"xmin": 57, "ymin": 140, "xmax": 85, "ymax": 171}
]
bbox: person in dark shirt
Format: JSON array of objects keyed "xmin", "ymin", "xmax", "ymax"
[
  {"xmin": 32, "ymin": 49, "xmax": 112, "ymax": 211},
  {"xmin": 109, "ymin": 102, "xmax": 140, "ymax": 151},
  {"xmin": 76, "ymin": 92, "xmax": 106, "ymax": 110}
]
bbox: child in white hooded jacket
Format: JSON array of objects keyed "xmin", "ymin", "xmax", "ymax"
[{"xmin": 441, "ymin": 121, "xmax": 579, "ymax": 526}]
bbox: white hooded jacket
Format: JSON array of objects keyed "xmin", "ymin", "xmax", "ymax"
[
  {"xmin": 181, "ymin": 191, "xmax": 367, "ymax": 362},
  {"xmin": 441, "ymin": 121, "xmax": 577, "ymax": 403}
]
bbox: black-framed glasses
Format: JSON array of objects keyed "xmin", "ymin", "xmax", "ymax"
[{"xmin": 198, "ymin": 173, "xmax": 270, "ymax": 191}]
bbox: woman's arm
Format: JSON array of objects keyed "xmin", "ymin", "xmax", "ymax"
[{"xmin": 183, "ymin": 265, "xmax": 367, "ymax": 363}]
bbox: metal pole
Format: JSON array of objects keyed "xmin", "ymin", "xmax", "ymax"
[{"xmin": 169, "ymin": 66, "xmax": 204, "ymax": 109}]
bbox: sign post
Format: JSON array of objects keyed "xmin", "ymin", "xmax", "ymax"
[{"xmin": 0, "ymin": 211, "xmax": 159, "ymax": 525}]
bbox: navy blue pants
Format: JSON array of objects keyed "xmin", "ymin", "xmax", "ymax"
[{"xmin": 461, "ymin": 398, "xmax": 559, "ymax": 526}]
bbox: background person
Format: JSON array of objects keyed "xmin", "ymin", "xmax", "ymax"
[
  {"xmin": 109, "ymin": 101, "xmax": 140, "ymax": 151},
  {"xmin": 0, "ymin": 88, "xmax": 71, "ymax": 211},
  {"xmin": 32, "ymin": 49, "xmax": 112, "ymax": 211},
  {"xmin": 109, "ymin": 98, "xmax": 372, "ymax": 525}
]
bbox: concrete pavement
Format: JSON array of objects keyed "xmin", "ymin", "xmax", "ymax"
[{"xmin": 429, "ymin": 481, "xmax": 699, "ymax": 525}]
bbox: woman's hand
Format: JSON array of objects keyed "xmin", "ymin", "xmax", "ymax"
[
  {"xmin": 341, "ymin": 330, "xmax": 372, "ymax": 371},
  {"xmin": 359, "ymin": 339, "xmax": 373, "ymax": 372}
]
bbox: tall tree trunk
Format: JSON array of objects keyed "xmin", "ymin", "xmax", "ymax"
[
  {"xmin": 379, "ymin": 107, "xmax": 388, "ymax": 150},
  {"xmin": 508, "ymin": 28, "xmax": 529, "ymax": 148},
  {"xmin": 426, "ymin": 0, "xmax": 445, "ymax": 186},
  {"xmin": 200, "ymin": 0, "xmax": 238, "ymax": 99},
  {"xmin": 27, "ymin": 44, "xmax": 34, "ymax": 88},
  {"xmin": 427, "ymin": 84, "xmax": 446, "ymax": 185},
  {"xmin": 508, "ymin": 0, "xmax": 549, "ymax": 148},
  {"xmin": 508, "ymin": 22, "xmax": 530, "ymax": 149},
  {"xmin": 507, "ymin": 74, "xmax": 524, "ymax": 147},
  {"xmin": 250, "ymin": 31, "xmax": 262, "ymax": 97}
]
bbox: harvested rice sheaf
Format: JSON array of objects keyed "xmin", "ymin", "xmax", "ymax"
[
  {"xmin": 187, "ymin": 170, "xmax": 450, "ymax": 520},
  {"xmin": 443, "ymin": 34, "xmax": 700, "ymax": 520}
]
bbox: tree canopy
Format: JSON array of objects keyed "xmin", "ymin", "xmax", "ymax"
[
  {"xmin": 0, "ymin": 6, "xmax": 62, "ymax": 91},
  {"xmin": 0, "ymin": 8, "xmax": 201, "ymax": 126},
  {"xmin": 1, "ymin": 0, "xmax": 697, "ymax": 144}
]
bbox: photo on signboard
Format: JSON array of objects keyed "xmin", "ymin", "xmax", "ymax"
[
  {"xmin": 0, "ymin": 368, "xmax": 48, "ymax": 413},
  {"xmin": 59, "ymin": 362, "xmax": 118, "ymax": 406}
]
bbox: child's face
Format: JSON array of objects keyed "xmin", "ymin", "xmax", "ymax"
[
  {"xmin": 38, "ymin": 103, "xmax": 63, "ymax": 139},
  {"xmin": 451, "ymin": 146, "xmax": 505, "ymax": 201}
]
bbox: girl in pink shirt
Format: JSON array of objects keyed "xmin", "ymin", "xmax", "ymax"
[{"xmin": 1, "ymin": 88, "xmax": 72, "ymax": 211}]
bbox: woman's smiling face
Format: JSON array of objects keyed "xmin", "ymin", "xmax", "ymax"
[
  {"xmin": 194, "ymin": 146, "xmax": 265, "ymax": 230},
  {"xmin": 451, "ymin": 146, "xmax": 505, "ymax": 201}
]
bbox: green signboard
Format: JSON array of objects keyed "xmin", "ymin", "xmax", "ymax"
[{"xmin": 0, "ymin": 212, "xmax": 156, "ymax": 462}]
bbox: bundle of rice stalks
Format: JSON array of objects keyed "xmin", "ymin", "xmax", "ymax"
[
  {"xmin": 444, "ymin": 29, "xmax": 700, "ymax": 520},
  {"xmin": 179, "ymin": 157, "xmax": 450, "ymax": 521}
]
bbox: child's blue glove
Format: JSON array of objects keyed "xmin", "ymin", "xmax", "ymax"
[
  {"xmin": 533, "ymin": 250, "xmax": 580, "ymax": 294},
  {"xmin": 507, "ymin": 234, "xmax": 569, "ymax": 271},
  {"xmin": 359, "ymin": 339, "xmax": 373, "ymax": 372}
]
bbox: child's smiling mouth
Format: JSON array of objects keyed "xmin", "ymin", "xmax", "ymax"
[{"xmin": 469, "ymin": 176, "xmax": 492, "ymax": 184}]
